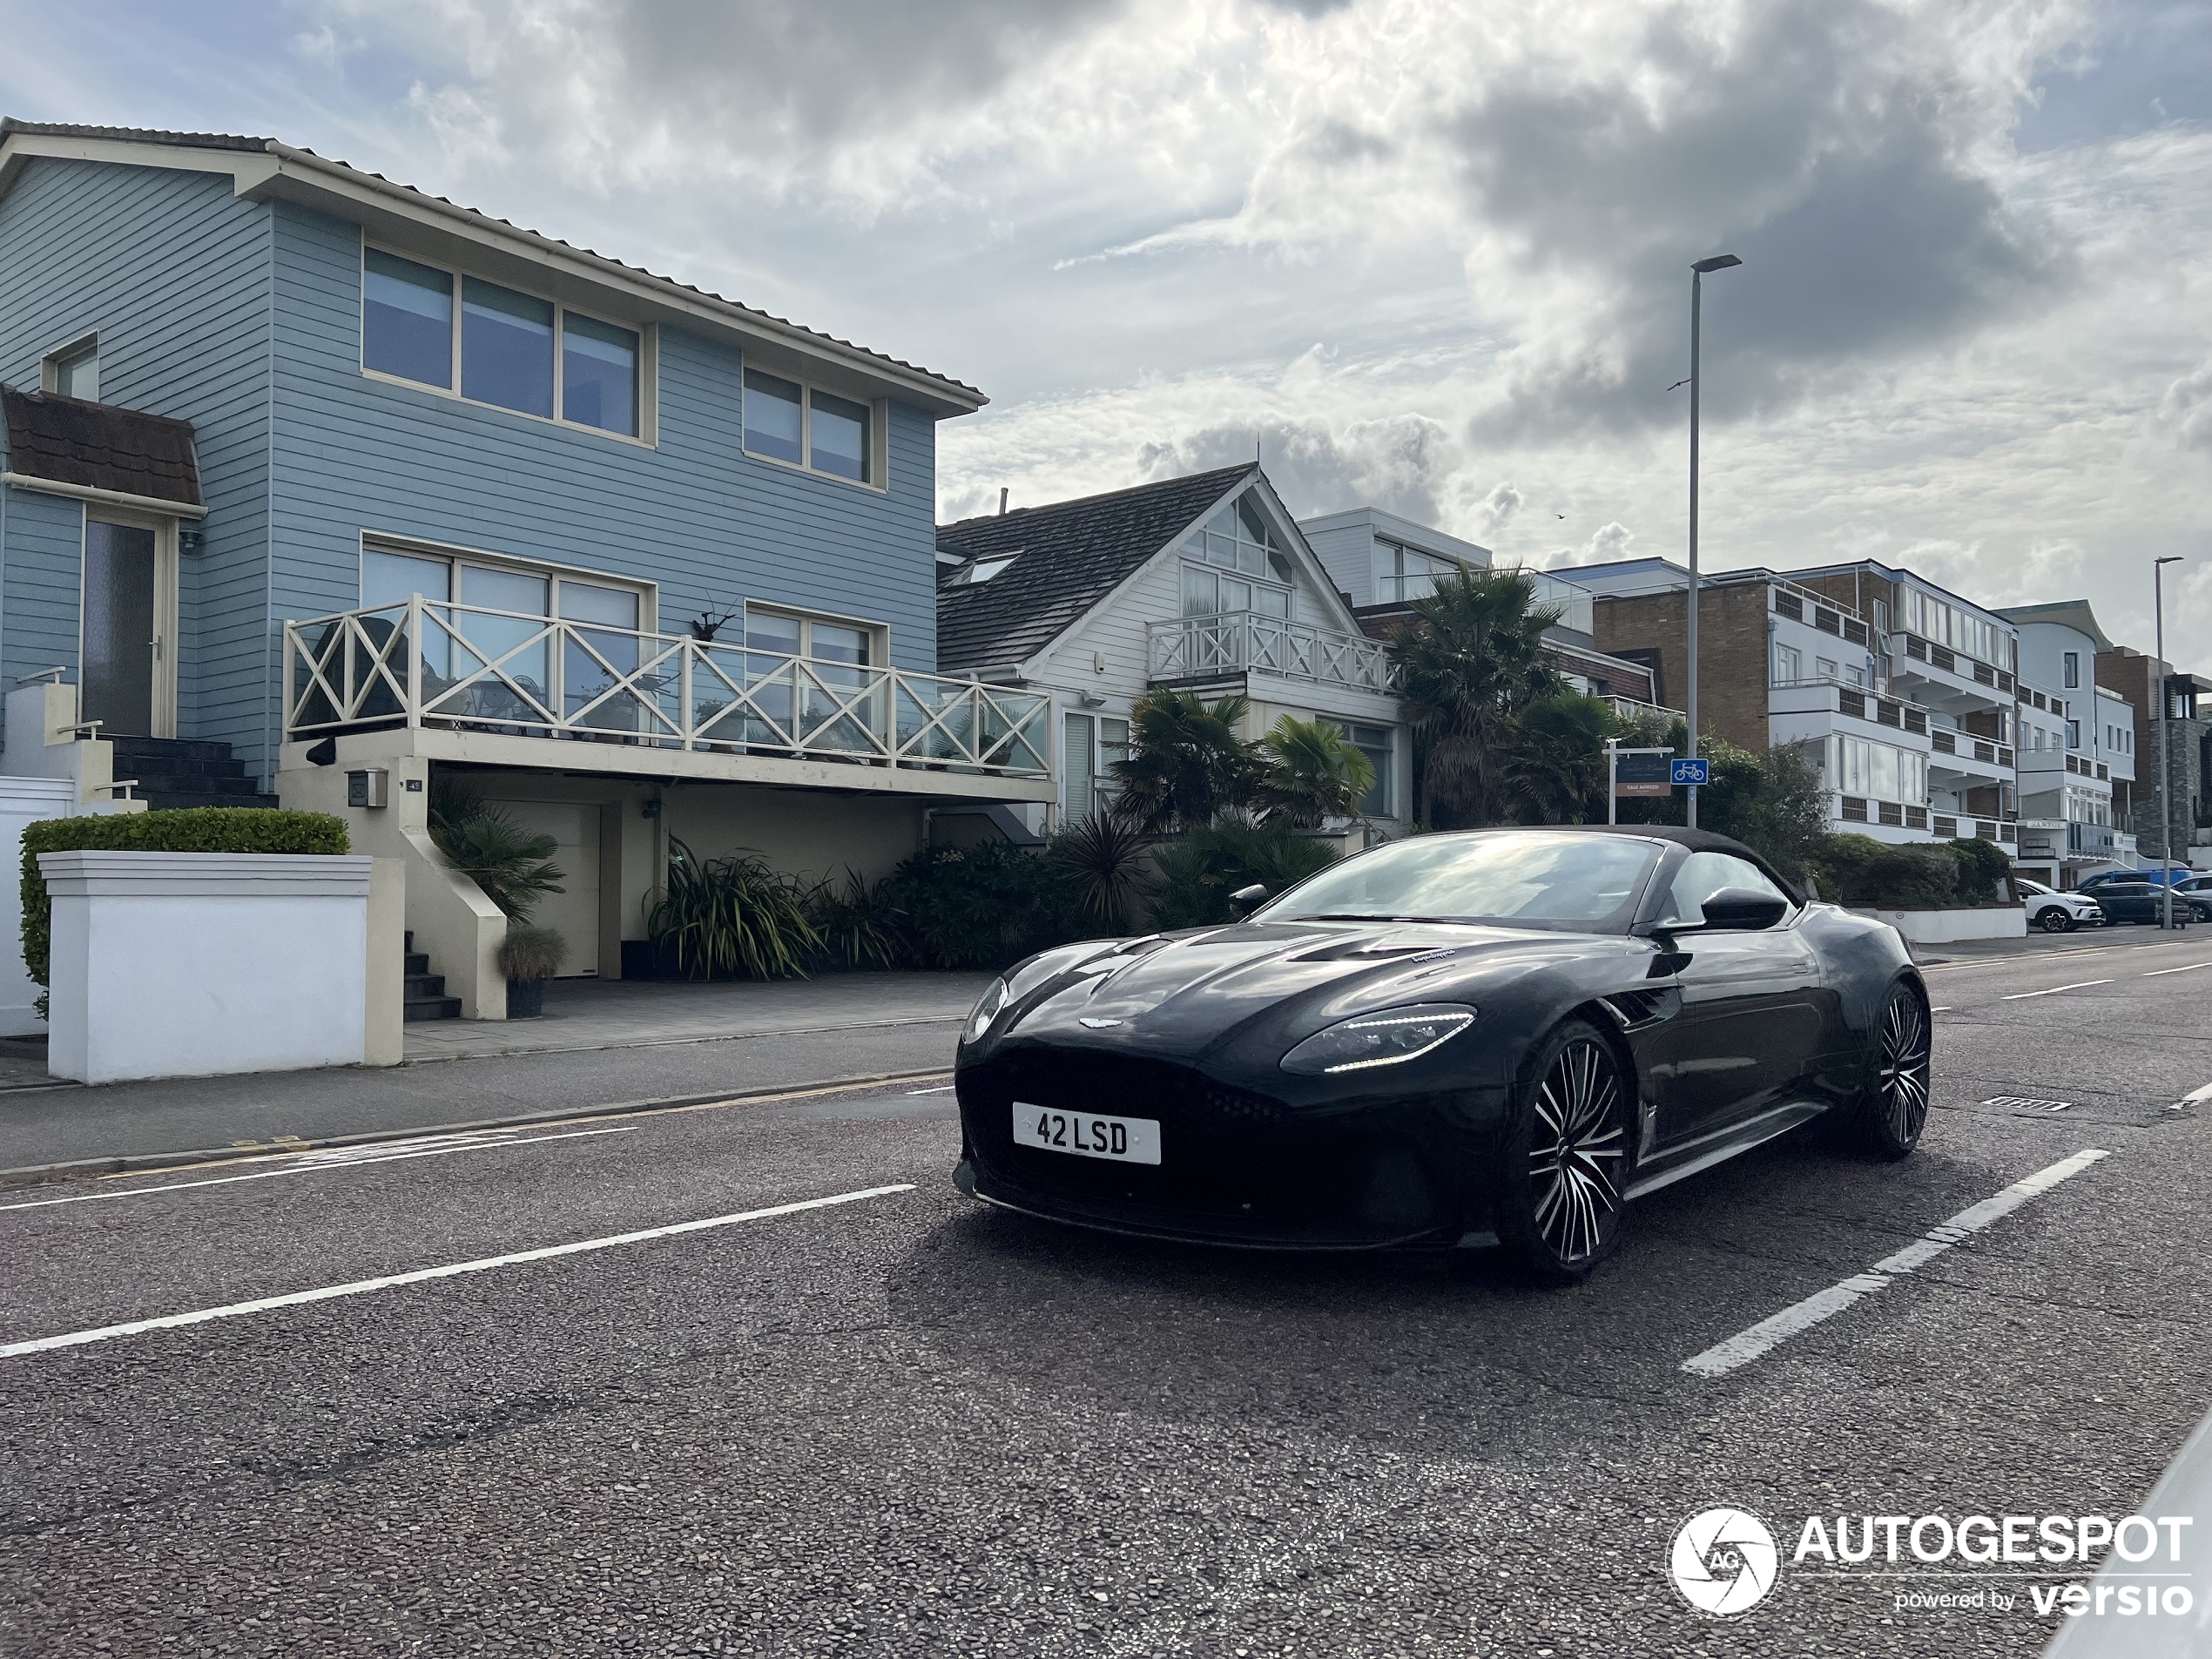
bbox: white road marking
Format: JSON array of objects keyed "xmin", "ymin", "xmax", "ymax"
[
  {"xmin": 1682, "ymin": 1150, "xmax": 2109, "ymax": 1378},
  {"xmin": 2174, "ymin": 1082, "xmax": 2212, "ymax": 1112},
  {"xmin": 2142, "ymin": 961, "xmax": 2212, "ymax": 977},
  {"xmin": 0, "ymin": 1126, "xmax": 640, "ymax": 1214},
  {"xmin": 905, "ymin": 1086, "xmax": 956, "ymax": 1096},
  {"xmin": 0, "ymin": 1184, "xmax": 916, "ymax": 1359},
  {"xmin": 2000, "ymin": 978, "xmax": 2114, "ymax": 1001},
  {"xmin": 1929, "ymin": 1007, "xmax": 1952, "ymax": 1013}
]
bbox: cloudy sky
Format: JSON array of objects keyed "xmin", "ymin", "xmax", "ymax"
[{"xmin": 5, "ymin": 0, "xmax": 2210, "ymax": 654}]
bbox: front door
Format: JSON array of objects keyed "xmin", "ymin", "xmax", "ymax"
[{"xmin": 80, "ymin": 515, "xmax": 178, "ymax": 738}]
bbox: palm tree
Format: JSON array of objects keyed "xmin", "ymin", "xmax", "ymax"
[
  {"xmin": 1507, "ymin": 693, "xmax": 1616, "ymax": 824},
  {"xmin": 1385, "ymin": 567, "xmax": 1567, "ymax": 827},
  {"xmin": 1109, "ymin": 689, "xmax": 1260, "ymax": 833},
  {"xmin": 1253, "ymin": 716, "xmax": 1376, "ymax": 827}
]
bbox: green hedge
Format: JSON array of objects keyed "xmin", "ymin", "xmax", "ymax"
[
  {"xmin": 1811, "ymin": 833, "xmax": 2018, "ymax": 910},
  {"xmin": 21, "ymin": 808, "xmax": 349, "ymax": 988}
]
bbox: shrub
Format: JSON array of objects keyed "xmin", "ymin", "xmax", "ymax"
[
  {"xmin": 21, "ymin": 807, "xmax": 349, "ymax": 988},
  {"xmin": 803, "ymin": 867, "xmax": 903, "ymax": 971},
  {"xmin": 497, "ymin": 924, "xmax": 570, "ymax": 981},
  {"xmin": 1945, "ymin": 835, "xmax": 2015, "ymax": 906},
  {"xmin": 646, "ymin": 839, "xmax": 819, "ymax": 980},
  {"xmin": 878, "ymin": 841, "xmax": 1070, "ymax": 969},
  {"xmin": 1811, "ymin": 833, "xmax": 1959, "ymax": 908},
  {"xmin": 1149, "ymin": 819, "xmax": 1340, "ymax": 929}
]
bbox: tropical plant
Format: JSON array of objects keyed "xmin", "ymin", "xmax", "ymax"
[
  {"xmin": 1252, "ymin": 716, "xmax": 1376, "ymax": 827},
  {"xmin": 497, "ymin": 923, "xmax": 570, "ymax": 981},
  {"xmin": 803, "ymin": 867, "xmax": 903, "ymax": 970},
  {"xmin": 1506, "ymin": 693, "xmax": 1616, "ymax": 824},
  {"xmin": 1385, "ymin": 567, "xmax": 1566, "ymax": 827},
  {"xmin": 1047, "ymin": 813, "xmax": 1159, "ymax": 935},
  {"xmin": 427, "ymin": 786, "xmax": 565, "ymax": 922},
  {"xmin": 1109, "ymin": 689, "xmax": 1262, "ymax": 833},
  {"xmin": 646, "ymin": 839, "xmax": 819, "ymax": 980},
  {"xmin": 1147, "ymin": 819, "xmax": 1341, "ymax": 929}
]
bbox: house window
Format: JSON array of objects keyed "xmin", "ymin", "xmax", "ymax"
[
  {"xmin": 1817, "ymin": 657, "xmax": 1838, "ymax": 680},
  {"xmin": 1825, "ymin": 733, "xmax": 1926, "ymax": 805},
  {"xmin": 1348, "ymin": 723, "xmax": 1394, "ymax": 817},
  {"xmin": 742, "ymin": 369, "xmax": 878, "ymax": 485},
  {"xmin": 2066, "ymin": 719, "xmax": 2080, "ymax": 750},
  {"xmin": 2062, "ymin": 651, "xmax": 2080, "ymax": 689},
  {"xmin": 1845, "ymin": 663, "xmax": 1865, "ymax": 687},
  {"xmin": 1182, "ymin": 563, "xmax": 1291, "ymax": 619},
  {"xmin": 361, "ymin": 246, "xmax": 645, "ymax": 437},
  {"xmin": 1773, "ymin": 644, "xmax": 1801, "ymax": 685},
  {"xmin": 42, "ymin": 335, "xmax": 99, "ymax": 400},
  {"xmin": 1059, "ymin": 712, "xmax": 1131, "ymax": 821},
  {"xmin": 1372, "ymin": 540, "xmax": 1462, "ymax": 604}
]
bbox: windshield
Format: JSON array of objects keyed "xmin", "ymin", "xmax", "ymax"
[
  {"xmin": 2019, "ymin": 880, "xmax": 2051, "ymax": 895},
  {"xmin": 1255, "ymin": 831, "xmax": 1663, "ymax": 933}
]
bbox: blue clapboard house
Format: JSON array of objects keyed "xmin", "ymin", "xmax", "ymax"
[{"xmin": 0, "ymin": 119, "xmax": 1049, "ymax": 1016}]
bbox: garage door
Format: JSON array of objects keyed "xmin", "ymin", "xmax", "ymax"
[{"xmin": 487, "ymin": 800, "xmax": 598, "ymax": 977}]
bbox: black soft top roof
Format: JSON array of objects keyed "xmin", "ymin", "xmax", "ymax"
[{"xmin": 1428, "ymin": 824, "xmax": 1804, "ymax": 902}]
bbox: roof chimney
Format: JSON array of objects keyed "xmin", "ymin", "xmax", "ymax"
[{"xmin": 998, "ymin": 487, "xmax": 1008, "ymax": 516}]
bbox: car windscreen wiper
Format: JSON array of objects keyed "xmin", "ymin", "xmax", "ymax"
[{"xmin": 1295, "ymin": 913, "xmax": 1440, "ymax": 922}]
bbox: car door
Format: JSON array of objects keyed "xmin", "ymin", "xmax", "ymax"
[
  {"xmin": 1647, "ymin": 852, "xmax": 1831, "ymax": 1148},
  {"xmin": 2101, "ymin": 883, "xmax": 2152, "ymax": 924}
]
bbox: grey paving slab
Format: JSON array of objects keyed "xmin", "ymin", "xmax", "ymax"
[{"xmin": 401, "ymin": 971, "xmax": 995, "ymax": 1062}]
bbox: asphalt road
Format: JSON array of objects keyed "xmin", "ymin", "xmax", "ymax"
[{"xmin": 3, "ymin": 934, "xmax": 2209, "ymax": 1658}]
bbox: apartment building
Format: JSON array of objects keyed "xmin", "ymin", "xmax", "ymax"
[
  {"xmin": 1994, "ymin": 601, "xmax": 2136, "ymax": 885},
  {"xmin": 1559, "ymin": 556, "xmax": 2023, "ymax": 848}
]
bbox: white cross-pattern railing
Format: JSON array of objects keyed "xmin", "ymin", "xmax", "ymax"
[
  {"xmin": 1147, "ymin": 611, "xmax": 1393, "ymax": 694},
  {"xmin": 284, "ymin": 598, "xmax": 1050, "ymax": 777}
]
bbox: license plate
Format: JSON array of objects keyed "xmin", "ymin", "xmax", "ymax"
[{"xmin": 1012, "ymin": 1103, "xmax": 1161, "ymax": 1165}]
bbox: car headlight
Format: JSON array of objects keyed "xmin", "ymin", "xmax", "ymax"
[
  {"xmin": 966, "ymin": 975, "xmax": 1010, "ymax": 1044},
  {"xmin": 1279, "ymin": 1003, "xmax": 1477, "ymax": 1076}
]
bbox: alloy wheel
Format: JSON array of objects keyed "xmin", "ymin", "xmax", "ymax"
[
  {"xmin": 1877, "ymin": 992, "xmax": 1932, "ymax": 1147},
  {"xmin": 1528, "ymin": 1038, "xmax": 1626, "ymax": 1265}
]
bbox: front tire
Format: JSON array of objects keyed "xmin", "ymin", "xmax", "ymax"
[
  {"xmin": 1852, "ymin": 983, "xmax": 1930, "ymax": 1160},
  {"xmin": 2037, "ymin": 907, "xmax": 2070, "ymax": 934},
  {"xmin": 1496, "ymin": 1020, "xmax": 1631, "ymax": 1284}
]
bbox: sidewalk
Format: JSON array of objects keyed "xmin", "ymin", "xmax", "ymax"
[{"xmin": 0, "ymin": 970, "xmax": 990, "ymax": 1183}]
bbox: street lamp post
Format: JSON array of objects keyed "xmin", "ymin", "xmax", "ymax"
[
  {"xmin": 1685, "ymin": 253, "xmax": 1743, "ymax": 829},
  {"xmin": 2155, "ymin": 556, "xmax": 2184, "ymax": 929}
]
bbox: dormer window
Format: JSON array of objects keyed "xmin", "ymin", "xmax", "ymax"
[
  {"xmin": 946, "ymin": 555, "xmax": 1017, "ymax": 586},
  {"xmin": 41, "ymin": 335, "xmax": 98, "ymax": 401}
]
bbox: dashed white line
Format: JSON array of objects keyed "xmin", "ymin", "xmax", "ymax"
[
  {"xmin": 0, "ymin": 1184, "xmax": 917, "ymax": 1359},
  {"xmin": 905, "ymin": 1085, "xmax": 957, "ymax": 1096},
  {"xmin": 0, "ymin": 1125, "xmax": 640, "ymax": 1213},
  {"xmin": 2142, "ymin": 961, "xmax": 2212, "ymax": 977},
  {"xmin": 1682, "ymin": 1150, "xmax": 2109, "ymax": 1378},
  {"xmin": 2000, "ymin": 979, "xmax": 2114, "ymax": 1001}
]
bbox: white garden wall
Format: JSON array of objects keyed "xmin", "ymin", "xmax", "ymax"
[
  {"xmin": 0, "ymin": 775, "xmax": 78, "ymax": 1036},
  {"xmin": 41, "ymin": 850, "xmax": 375, "ymax": 1082},
  {"xmin": 1848, "ymin": 905, "xmax": 2027, "ymax": 944}
]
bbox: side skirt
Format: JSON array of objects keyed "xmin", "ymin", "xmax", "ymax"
[{"xmin": 1623, "ymin": 1100, "xmax": 1830, "ymax": 1201}]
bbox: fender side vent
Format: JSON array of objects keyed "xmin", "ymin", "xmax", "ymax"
[{"xmin": 1603, "ymin": 990, "xmax": 1672, "ymax": 1028}]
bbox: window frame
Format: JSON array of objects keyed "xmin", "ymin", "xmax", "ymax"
[
  {"xmin": 739, "ymin": 366, "xmax": 890, "ymax": 492},
  {"xmin": 359, "ymin": 238, "xmax": 658, "ymax": 447},
  {"xmin": 40, "ymin": 333, "xmax": 100, "ymax": 400},
  {"xmin": 739, "ymin": 602, "xmax": 889, "ymax": 668},
  {"xmin": 356, "ymin": 531, "xmax": 658, "ymax": 634}
]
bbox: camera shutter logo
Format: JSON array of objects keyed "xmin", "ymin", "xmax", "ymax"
[{"xmin": 1670, "ymin": 1507, "xmax": 1779, "ymax": 1615}]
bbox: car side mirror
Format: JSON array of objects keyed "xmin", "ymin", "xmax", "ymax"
[
  {"xmin": 1690, "ymin": 887, "xmax": 1790, "ymax": 931},
  {"xmin": 1229, "ymin": 883, "xmax": 1269, "ymax": 915}
]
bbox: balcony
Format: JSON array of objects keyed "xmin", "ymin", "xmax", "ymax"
[
  {"xmin": 1886, "ymin": 631, "xmax": 2015, "ymax": 708},
  {"xmin": 1928, "ymin": 728, "xmax": 2014, "ymax": 771},
  {"xmin": 283, "ymin": 599, "xmax": 1051, "ymax": 783},
  {"xmin": 1148, "ymin": 611, "xmax": 1393, "ymax": 695},
  {"xmin": 1599, "ymin": 694, "xmax": 1685, "ymax": 727}
]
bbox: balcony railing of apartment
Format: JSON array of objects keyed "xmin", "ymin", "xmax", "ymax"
[
  {"xmin": 283, "ymin": 598, "xmax": 1052, "ymax": 776},
  {"xmin": 2066, "ymin": 821, "xmax": 2117, "ymax": 856},
  {"xmin": 2060, "ymin": 754, "xmax": 2112, "ymax": 781},
  {"xmin": 1147, "ymin": 611, "xmax": 1393, "ymax": 694},
  {"xmin": 1928, "ymin": 729, "xmax": 2015, "ymax": 768},
  {"xmin": 1836, "ymin": 795, "xmax": 1932, "ymax": 833},
  {"xmin": 1770, "ymin": 583, "xmax": 1870, "ymax": 646},
  {"xmin": 1927, "ymin": 811, "xmax": 2020, "ymax": 845},
  {"xmin": 1830, "ymin": 686, "xmax": 1930, "ymax": 735},
  {"xmin": 1893, "ymin": 632, "xmax": 2015, "ymax": 696},
  {"xmin": 1599, "ymin": 694, "xmax": 1686, "ymax": 727}
]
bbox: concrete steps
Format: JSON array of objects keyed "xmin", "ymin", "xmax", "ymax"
[{"xmin": 402, "ymin": 931, "xmax": 462, "ymax": 1021}]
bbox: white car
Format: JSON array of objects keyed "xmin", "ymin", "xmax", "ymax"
[{"xmin": 2019, "ymin": 878, "xmax": 2103, "ymax": 934}]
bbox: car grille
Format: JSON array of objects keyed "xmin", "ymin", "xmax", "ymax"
[{"xmin": 960, "ymin": 1047, "xmax": 1445, "ymax": 1240}]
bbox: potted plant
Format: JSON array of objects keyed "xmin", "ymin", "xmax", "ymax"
[{"xmin": 498, "ymin": 924, "xmax": 569, "ymax": 1018}]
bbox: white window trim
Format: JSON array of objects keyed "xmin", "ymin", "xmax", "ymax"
[
  {"xmin": 40, "ymin": 332, "xmax": 100, "ymax": 397},
  {"xmin": 357, "ymin": 531, "xmax": 658, "ymax": 634},
  {"xmin": 739, "ymin": 368, "xmax": 890, "ymax": 493},
  {"xmin": 360, "ymin": 236, "xmax": 659, "ymax": 448},
  {"xmin": 741, "ymin": 600, "xmax": 890, "ymax": 665}
]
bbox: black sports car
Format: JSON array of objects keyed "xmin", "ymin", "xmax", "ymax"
[{"xmin": 953, "ymin": 826, "xmax": 1931, "ymax": 1281}]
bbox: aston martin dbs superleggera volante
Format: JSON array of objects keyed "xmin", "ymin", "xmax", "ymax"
[{"xmin": 953, "ymin": 826, "xmax": 1931, "ymax": 1281}]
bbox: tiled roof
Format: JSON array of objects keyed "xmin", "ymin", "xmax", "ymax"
[
  {"xmin": 935, "ymin": 466, "xmax": 1253, "ymax": 673},
  {"xmin": 0, "ymin": 118, "xmax": 982, "ymax": 406},
  {"xmin": 2, "ymin": 388, "xmax": 199, "ymax": 506}
]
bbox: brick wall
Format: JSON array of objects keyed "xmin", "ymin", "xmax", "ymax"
[{"xmin": 1591, "ymin": 583, "xmax": 1770, "ymax": 752}]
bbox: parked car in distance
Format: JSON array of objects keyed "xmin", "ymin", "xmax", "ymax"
[
  {"xmin": 2078, "ymin": 868, "xmax": 2192, "ymax": 892},
  {"xmin": 2090, "ymin": 879, "xmax": 2211, "ymax": 926},
  {"xmin": 2017, "ymin": 879, "xmax": 2104, "ymax": 934}
]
